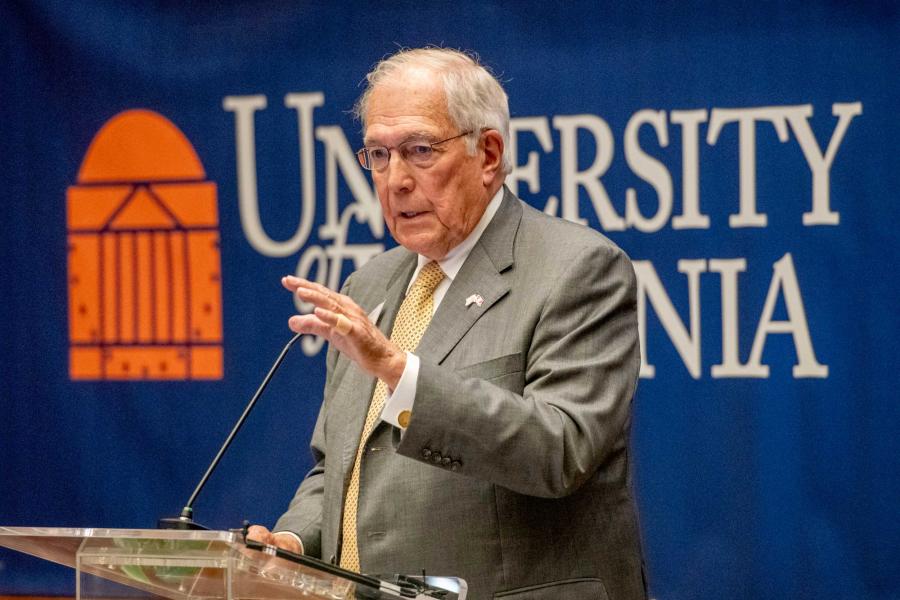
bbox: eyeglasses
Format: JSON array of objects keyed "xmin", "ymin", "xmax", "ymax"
[{"xmin": 356, "ymin": 131, "xmax": 473, "ymax": 171}]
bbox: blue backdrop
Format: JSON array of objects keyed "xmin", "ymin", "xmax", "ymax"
[{"xmin": 2, "ymin": 2, "xmax": 899, "ymax": 599}]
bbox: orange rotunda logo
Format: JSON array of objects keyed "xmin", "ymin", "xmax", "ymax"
[{"xmin": 67, "ymin": 109, "xmax": 223, "ymax": 380}]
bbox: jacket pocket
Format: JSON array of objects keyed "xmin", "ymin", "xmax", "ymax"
[
  {"xmin": 455, "ymin": 352, "xmax": 524, "ymax": 381},
  {"xmin": 494, "ymin": 577, "xmax": 609, "ymax": 600}
]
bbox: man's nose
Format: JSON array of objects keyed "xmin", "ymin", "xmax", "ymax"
[{"xmin": 385, "ymin": 153, "xmax": 414, "ymax": 192}]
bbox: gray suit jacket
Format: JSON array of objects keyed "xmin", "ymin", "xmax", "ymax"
[{"xmin": 275, "ymin": 188, "xmax": 646, "ymax": 599}]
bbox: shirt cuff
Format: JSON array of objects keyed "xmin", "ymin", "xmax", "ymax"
[
  {"xmin": 380, "ymin": 351, "xmax": 418, "ymax": 429},
  {"xmin": 272, "ymin": 530, "xmax": 304, "ymax": 554}
]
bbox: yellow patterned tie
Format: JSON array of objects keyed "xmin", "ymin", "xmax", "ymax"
[{"xmin": 339, "ymin": 261, "xmax": 445, "ymax": 572}]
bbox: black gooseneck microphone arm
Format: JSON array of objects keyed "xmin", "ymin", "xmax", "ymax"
[{"xmin": 159, "ymin": 331, "xmax": 303, "ymax": 530}]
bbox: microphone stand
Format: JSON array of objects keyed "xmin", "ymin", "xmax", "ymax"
[{"xmin": 159, "ymin": 332, "xmax": 303, "ymax": 530}]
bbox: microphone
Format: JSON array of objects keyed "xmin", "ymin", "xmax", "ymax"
[{"xmin": 158, "ymin": 332, "xmax": 303, "ymax": 530}]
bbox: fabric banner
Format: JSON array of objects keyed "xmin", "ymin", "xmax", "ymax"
[{"xmin": 2, "ymin": 2, "xmax": 898, "ymax": 598}]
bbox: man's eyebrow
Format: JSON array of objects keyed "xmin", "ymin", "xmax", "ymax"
[{"xmin": 364, "ymin": 130, "xmax": 437, "ymax": 146}]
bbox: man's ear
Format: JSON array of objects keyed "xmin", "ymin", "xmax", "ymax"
[{"xmin": 480, "ymin": 129, "xmax": 504, "ymax": 186}]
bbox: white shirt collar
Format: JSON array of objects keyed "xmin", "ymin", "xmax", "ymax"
[{"xmin": 409, "ymin": 186, "xmax": 505, "ymax": 290}]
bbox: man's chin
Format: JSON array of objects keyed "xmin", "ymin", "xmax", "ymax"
[{"xmin": 394, "ymin": 233, "xmax": 445, "ymax": 260}]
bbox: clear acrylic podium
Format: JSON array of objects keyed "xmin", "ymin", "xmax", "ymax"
[{"xmin": 0, "ymin": 526, "xmax": 460, "ymax": 600}]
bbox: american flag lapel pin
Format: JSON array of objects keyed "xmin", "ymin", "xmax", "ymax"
[{"xmin": 465, "ymin": 293, "xmax": 485, "ymax": 308}]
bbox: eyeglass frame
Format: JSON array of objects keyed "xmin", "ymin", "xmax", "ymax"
[{"xmin": 356, "ymin": 130, "xmax": 474, "ymax": 171}]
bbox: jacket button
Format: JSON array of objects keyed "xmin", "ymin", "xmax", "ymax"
[
  {"xmin": 441, "ymin": 456, "xmax": 451, "ymax": 466},
  {"xmin": 432, "ymin": 453, "xmax": 443, "ymax": 463},
  {"xmin": 451, "ymin": 461, "xmax": 462, "ymax": 471},
  {"xmin": 422, "ymin": 448, "xmax": 432, "ymax": 458}
]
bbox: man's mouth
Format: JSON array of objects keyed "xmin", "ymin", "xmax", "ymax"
[{"xmin": 400, "ymin": 211, "xmax": 424, "ymax": 218}]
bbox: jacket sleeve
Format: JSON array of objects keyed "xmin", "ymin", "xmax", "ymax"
[
  {"xmin": 271, "ymin": 277, "xmax": 350, "ymax": 557},
  {"xmin": 395, "ymin": 242, "xmax": 640, "ymax": 498},
  {"xmin": 271, "ymin": 391, "xmax": 326, "ymax": 557}
]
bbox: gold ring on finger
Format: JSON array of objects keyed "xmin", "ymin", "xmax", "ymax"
[{"xmin": 334, "ymin": 314, "xmax": 353, "ymax": 335}]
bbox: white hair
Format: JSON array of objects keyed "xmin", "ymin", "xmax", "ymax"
[{"xmin": 353, "ymin": 47, "xmax": 512, "ymax": 174}]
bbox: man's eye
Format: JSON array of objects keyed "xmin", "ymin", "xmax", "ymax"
[
  {"xmin": 369, "ymin": 147, "xmax": 389, "ymax": 160},
  {"xmin": 406, "ymin": 144, "xmax": 433, "ymax": 157}
]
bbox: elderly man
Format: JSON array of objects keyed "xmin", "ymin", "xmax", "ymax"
[{"xmin": 250, "ymin": 48, "xmax": 646, "ymax": 599}]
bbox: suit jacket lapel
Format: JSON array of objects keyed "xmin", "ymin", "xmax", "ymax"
[{"xmin": 417, "ymin": 188, "xmax": 521, "ymax": 365}]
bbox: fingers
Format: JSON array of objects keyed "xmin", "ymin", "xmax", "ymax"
[
  {"xmin": 282, "ymin": 275, "xmax": 364, "ymax": 318},
  {"xmin": 271, "ymin": 532, "xmax": 303, "ymax": 554},
  {"xmin": 283, "ymin": 280, "xmax": 404, "ymax": 387},
  {"xmin": 245, "ymin": 526, "xmax": 303, "ymax": 555},
  {"xmin": 296, "ymin": 286, "xmax": 345, "ymax": 315},
  {"xmin": 283, "ymin": 275, "xmax": 334, "ymax": 301},
  {"xmin": 288, "ymin": 314, "xmax": 331, "ymax": 338},
  {"xmin": 246, "ymin": 525, "xmax": 274, "ymax": 545},
  {"xmin": 287, "ymin": 309, "xmax": 352, "ymax": 340},
  {"xmin": 315, "ymin": 307, "xmax": 353, "ymax": 335}
]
